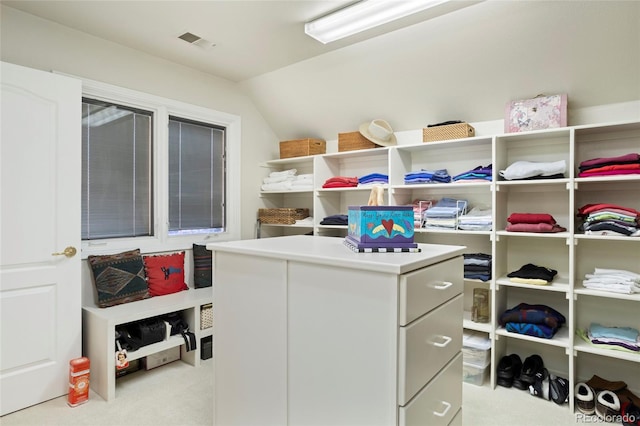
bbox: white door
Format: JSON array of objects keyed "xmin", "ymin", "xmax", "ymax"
[{"xmin": 0, "ymin": 62, "xmax": 82, "ymax": 416}]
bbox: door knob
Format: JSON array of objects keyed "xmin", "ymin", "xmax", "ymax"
[{"xmin": 52, "ymin": 246, "xmax": 77, "ymax": 258}]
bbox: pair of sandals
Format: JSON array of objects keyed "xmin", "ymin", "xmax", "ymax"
[{"xmin": 496, "ymin": 353, "xmax": 569, "ymax": 404}]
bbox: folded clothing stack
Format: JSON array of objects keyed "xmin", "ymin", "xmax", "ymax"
[
  {"xmin": 578, "ymin": 152, "xmax": 640, "ymax": 178},
  {"xmin": 577, "ymin": 203, "xmax": 640, "ymax": 237},
  {"xmin": 453, "ymin": 164, "xmax": 492, "ymax": 183},
  {"xmin": 507, "ymin": 263, "xmax": 558, "ymax": 285},
  {"xmin": 583, "ymin": 268, "xmax": 640, "ymax": 294},
  {"xmin": 422, "ymin": 197, "xmax": 468, "ymax": 230},
  {"xmin": 412, "ymin": 199, "xmax": 434, "ymax": 228},
  {"xmin": 587, "ymin": 323, "xmax": 639, "ymax": 352},
  {"xmin": 499, "ymin": 160, "xmax": 566, "ymax": 180},
  {"xmin": 358, "ymin": 173, "xmax": 388, "ymax": 186},
  {"xmin": 458, "ymin": 206, "xmax": 492, "ymax": 231},
  {"xmin": 319, "ymin": 214, "xmax": 348, "ymax": 225},
  {"xmin": 506, "ymin": 212, "xmax": 566, "ymax": 233},
  {"xmin": 499, "ymin": 303, "xmax": 566, "ymax": 339},
  {"xmin": 261, "ymin": 169, "xmax": 314, "ymax": 191},
  {"xmin": 463, "ymin": 253, "xmax": 492, "ymax": 282},
  {"xmin": 322, "ymin": 176, "xmax": 358, "ymax": 188},
  {"xmin": 404, "ymin": 168, "xmax": 451, "ymax": 184}
]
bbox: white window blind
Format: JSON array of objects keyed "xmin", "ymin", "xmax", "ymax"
[
  {"xmin": 168, "ymin": 117, "xmax": 225, "ymax": 235},
  {"xmin": 81, "ymin": 99, "xmax": 153, "ymax": 240}
]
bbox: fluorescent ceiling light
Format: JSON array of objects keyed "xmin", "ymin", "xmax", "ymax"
[
  {"xmin": 82, "ymin": 106, "xmax": 130, "ymax": 127},
  {"xmin": 305, "ymin": 0, "xmax": 449, "ymax": 44}
]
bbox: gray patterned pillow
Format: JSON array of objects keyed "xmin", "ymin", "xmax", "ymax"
[{"xmin": 88, "ymin": 249, "xmax": 150, "ymax": 307}]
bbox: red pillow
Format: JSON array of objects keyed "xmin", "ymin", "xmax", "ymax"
[{"xmin": 143, "ymin": 252, "xmax": 189, "ymax": 297}]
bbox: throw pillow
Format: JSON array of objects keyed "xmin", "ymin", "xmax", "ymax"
[
  {"xmin": 88, "ymin": 249, "xmax": 150, "ymax": 308},
  {"xmin": 143, "ymin": 251, "xmax": 189, "ymax": 297},
  {"xmin": 192, "ymin": 244, "xmax": 212, "ymax": 288}
]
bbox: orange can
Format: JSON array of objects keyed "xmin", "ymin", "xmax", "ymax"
[{"xmin": 68, "ymin": 357, "xmax": 90, "ymax": 407}]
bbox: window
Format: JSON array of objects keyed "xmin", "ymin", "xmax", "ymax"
[
  {"xmin": 79, "ymin": 77, "xmax": 241, "ymax": 256},
  {"xmin": 168, "ymin": 117, "xmax": 226, "ymax": 235},
  {"xmin": 81, "ymin": 99, "xmax": 154, "ymax": 240}
]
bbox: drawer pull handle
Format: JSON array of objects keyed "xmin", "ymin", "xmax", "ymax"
[
  {"xmin": 433, "ymin": 401, "xmax": 451, "ymax": 417},
  {"xmin": 433, "ymin": 281, "xmax": 453, "ymax": 290},
  {"xmin": 431, "ymin": 335, "xmax": 452, "ymax": 348}
]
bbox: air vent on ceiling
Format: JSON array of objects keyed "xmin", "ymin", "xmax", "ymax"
[{"xmin": 178, "ymin": 32, "xmax": 215, "ymax": 49}]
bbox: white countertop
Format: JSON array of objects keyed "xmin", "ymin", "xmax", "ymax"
[{"xmin": 207, "ymin": 235, "xmax": 466, "ymax": 275}]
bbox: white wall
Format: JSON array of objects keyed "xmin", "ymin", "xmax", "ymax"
[
  {"xmin": 241, "ymin": 0, "xmax": 640, "ymax": 142},
  {"xmin": 0, "ymin": 5, "xmax": 278, "ymax": 241}
]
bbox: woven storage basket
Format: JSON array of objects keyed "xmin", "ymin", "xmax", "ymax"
[
  {"xmin": 279, "ymin": 138, "xmax": 326, "ymax": 159},
  {"xmin": 258, "ymin": 208, "xmax": 309, "ymax": 225},
  {"xmin": 338, "ymin": 132, "xmax": 379, "ymax": 152},
  {"xmin": 423, "ymin": 123, "xmax": 475, "ymax": 142},
  {"xmin": 200, "ymin": 303, "xmax": 213, "ymax": 330}
]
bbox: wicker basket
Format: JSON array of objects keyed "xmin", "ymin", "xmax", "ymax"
[
  {"xmin": 423, "ymin": 123, "xmax": 475, "ymax": 142},
  {"xmin": 258, "ymin": 208, "xmax": 309, "ymax": 225},
  {"xmin": 279, "ymin": 138, "xmax": 326, "ymax": 159},
  {"xmin": 200, "ymin": 303, "xmax": 212, "ymax": 330},
  {"xmin": 338, "ymin": 132, "xmax": 380, "ymax": 152}
]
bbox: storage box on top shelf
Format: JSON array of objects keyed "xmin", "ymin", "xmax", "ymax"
[
  {"xmin": 279, "ymin": 138, "xmax": 326, "ymax": 159},
  {"xmin": 423, "ymin": 122, "xmax": 475, "ymax": 142},
  {"xmin": 347, "ymin": 205, "xmax": 416, "ymax": 248},
  {"xmin": 338, "ymin": 131, "xmax": 379, "ymax": 152},
  {"xmin": 504, "ymin": 94, "xmax": 568, "ymax": 133}
]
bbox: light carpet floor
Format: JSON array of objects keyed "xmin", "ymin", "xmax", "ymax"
[{"xmin": 1, "ymin": 358, "xmax": 580, "ymax": 426}]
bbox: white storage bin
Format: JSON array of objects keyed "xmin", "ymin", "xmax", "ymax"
[
  {"xmin": 463, "ymin": 361, "xmax": 489, "ymax": 386},
  {"xmin": 462, "ymin": 331, "xmax": 491, "ymax": 368}
]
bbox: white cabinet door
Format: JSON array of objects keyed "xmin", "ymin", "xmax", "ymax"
[{"xmin": 0, "ymin": 62, "xmax": 81, "ymax": 415}]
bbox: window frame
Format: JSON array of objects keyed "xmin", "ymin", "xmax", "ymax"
[{"xmin": 79, "ymin": 77, "xmax": 241, "ymax": 258}]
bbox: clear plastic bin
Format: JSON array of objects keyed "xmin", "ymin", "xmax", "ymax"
[
  {"xmin": 462, "ymin": 331, "xmax": 491, "ymax": 368},
  {"xmin": 463, "ymin": 361, "xmax": 490, "ymax": 386}
]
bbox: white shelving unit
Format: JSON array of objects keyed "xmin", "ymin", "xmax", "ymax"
[
  {"xmin": 83, "ymin": 287, "xmax": 213, "ymax": 401},
  {"xmin": 259, "ymin": 120, "xmax": 640, "ymax": 411}
]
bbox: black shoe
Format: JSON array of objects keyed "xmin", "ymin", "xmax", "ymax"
[
  {"xmin": 529, "ymin": 367, "xmax": 550, "ymax": 400},
  {"xmin": 550, "ymin": 374, "xmax": 570, "ymax": 405},
  {"xmin": 497, "ymin": 354, "xmax": 522, "ymax": 388},
  {"xmin": 520, "ymin": 354, "xmax": 544, "ymax": 384}
]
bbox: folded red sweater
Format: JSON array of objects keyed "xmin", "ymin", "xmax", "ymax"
[
  {"xmin": 506, "ymin": 223, "xmax": 567, "ymax": 233},
  {"xmin": 507, "ymin": 213, "xmax": 557, "ymax": 224}
]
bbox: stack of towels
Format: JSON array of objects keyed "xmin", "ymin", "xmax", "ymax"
[
  {"xmin": 578, "ymin": 153, "xmax": 640, "ymax": 178},
  {"xmin": 577, "ymin": 203, "xmax": 640, "ymax": 237},
  {"xmin": 583, "ymin": 268, "xmax": 640, "ymax": 294},
  {"xmin": 261, "ymin": 169, "xmax": 313, "ymax": 191},
  {"xmin": 506, "ymin": 212, "xmax": 566, "ymax": 233},
  {"xmin": 499, "ymin": 303, "xmax": 566, "ymax": 339},
  {"xmin": 463, "ymin": 253, "xmax": 492, "ymax": 282}
]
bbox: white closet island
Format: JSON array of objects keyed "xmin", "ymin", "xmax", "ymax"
[{"xmin": 207, "ymin": 235, "xmax": 466, "ymax": 426}]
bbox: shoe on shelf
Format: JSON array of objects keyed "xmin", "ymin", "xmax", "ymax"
[
  {"xmin": 497, "ymin": 353, "xmax": 522, "ymax": 388},
  {"xmin": 512, "ymin": 358, "xmax": 528, "ymax": 390},
  {"xmin": 596, "ymin": 390, "xmax": 621, "ymax": 420},
  {"xmin": 520, "ymin": 354, "xmax": 544, "ymax": 385},
  {"xmin": 549, "ymin": 374, "xmax": 570, "ymax": 405},
  {"xmin": 528, "ymin": 367, "xmax": 550, "ymax": 400},
  {"xmin": 575, "ymin": 382, "xmax": 596, "ymax": 415}
]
